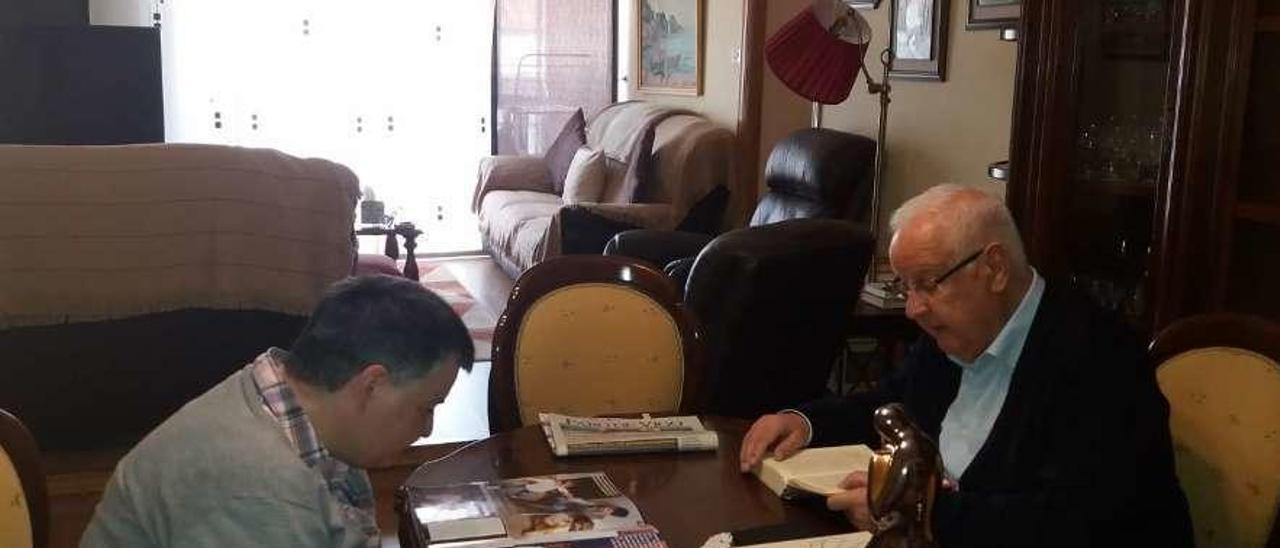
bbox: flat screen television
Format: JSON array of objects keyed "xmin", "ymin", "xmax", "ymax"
[{"xmin": 0, "ymin": 25, "xmax": 164, "ymax": 145}]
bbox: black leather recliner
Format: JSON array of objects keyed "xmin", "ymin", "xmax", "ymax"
[
  {"xmin": 685, "ymin": 218, "xmax": 875, "ymax": 418},
  {"xmin": 604, "ymin": 128, "xmax": 876, "ymax": 286}
]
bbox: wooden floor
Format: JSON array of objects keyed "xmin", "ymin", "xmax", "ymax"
[
  {"xmin": 441, "ymin": 254, "xmax": 516, "ymax": 324},
  {"xmin": 44, "ymin": 256, "xmax": 514, "ymax": 547}
]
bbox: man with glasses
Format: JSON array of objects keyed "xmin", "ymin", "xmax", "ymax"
[{"xmin": 739, "ymin": 185, "xmax": 1190, "ymax": 546}]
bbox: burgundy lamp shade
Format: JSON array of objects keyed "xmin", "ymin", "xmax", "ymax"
[{"xmin": 766, "ymin": 4, "xmax": 870, "ymax": 105}]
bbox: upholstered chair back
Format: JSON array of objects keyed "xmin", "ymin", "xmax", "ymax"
[
  {"xmin": 685, "ymin": 219, "xmax": 874, "ymax": 418},
  {"xmin": 488, "ymin": 256, "xmax": 702, "ymax": 432},
  {"xmin": 1150, "ymin": 314, "xmax": 1280, "ymax": 548},
  {"xmin": 0, "ymin": 410, "xmax": 46, "ymax": 548},
  {"xmin": 751, "ymin": 128, "xmax": 876, "ymax": 227}
]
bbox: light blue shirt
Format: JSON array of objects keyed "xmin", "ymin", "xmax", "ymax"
[{"xmin": 939, "ymin": 269, "xmax": 1044, "ymax": 480}]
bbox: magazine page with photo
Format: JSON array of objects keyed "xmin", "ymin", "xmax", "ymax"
[
  {"xmin": 401, "ymin": 472, "xmax": 663, "ymax": 547},
  {"xmin": 495, "ymin": 473, "xmax": 645, "ymax": 542}
]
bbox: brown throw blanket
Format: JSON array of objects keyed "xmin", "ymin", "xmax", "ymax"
[{"xmin": 0, "ymin": 144, "xmax": 360, "ymax": 328}]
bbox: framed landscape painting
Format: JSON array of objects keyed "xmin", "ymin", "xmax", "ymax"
[{"xmin": 636, "ymin": 0, "xmax": 703, "ymax": 96}]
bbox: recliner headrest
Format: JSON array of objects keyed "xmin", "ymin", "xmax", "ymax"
[{"xmin": 763, "ymin": 128, "xmax": 877, "ymax": 205}]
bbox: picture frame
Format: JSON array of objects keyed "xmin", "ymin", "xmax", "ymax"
[
  {"xmin": 849, "ymin": 0, "xmax": 883, "ymax": 8},
  {"xmin": 635, "ymin": 0, "xmax": 704, "ymax": 96},
  {"xmin": 967, "ymin": 0, "xmax": 1019, "ymax": 29},
  {"xmin": 889, "ymin": 0, "xmax": 950, "ymax": 81}
]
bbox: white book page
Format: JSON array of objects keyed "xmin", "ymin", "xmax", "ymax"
[
  {"xmin": 747, "ymin": 532, "xmax": 872, "ymax": 548},
  {"xmin": 760, "ymin": 445, "xmax": 872, "ymax": 495},
  {"xmin": 789, "ymin": 472, "xmax": 850, "ymax": 496}
]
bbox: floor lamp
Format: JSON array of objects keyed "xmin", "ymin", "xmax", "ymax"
[{"xmin": 766, "ymin": 0, "xmax": 895, "ymax": 284}]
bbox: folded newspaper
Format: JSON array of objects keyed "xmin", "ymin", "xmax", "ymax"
[{"xmin": 538, "ymin": 413, "xmax": 720, "ymax": 457}]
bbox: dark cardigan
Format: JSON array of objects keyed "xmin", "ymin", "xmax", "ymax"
[{"xmin": 799, "ymin": 283, "xmax": 1192, "ymax": 547}]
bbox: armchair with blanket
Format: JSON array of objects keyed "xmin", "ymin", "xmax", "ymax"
[
  {"xmin": 473, "ymin": 101, "xmax": 736, "ymax": 278},
  {"xmin": 0, "ymin": 144, "xmax": 360, "ymax": 450}
]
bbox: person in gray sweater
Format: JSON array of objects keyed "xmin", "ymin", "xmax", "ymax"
[{"xmin": 81, "ymin": 275, "xmax": 475, "ymax": 547}]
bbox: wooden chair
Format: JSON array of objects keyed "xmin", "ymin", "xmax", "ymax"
[
  {"xmin": 1150, "ymin": 314, "xmax": 1280, "ymax": 548},
  {"xmin": 0, "ymin": 409, "xmax": 48, "ymax": 548},
  {"xmin": 488, "ymin": 255, "xmax": 702, "ymax": 433}
]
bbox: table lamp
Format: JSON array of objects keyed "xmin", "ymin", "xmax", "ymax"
[{"xmin": 765, "ymin": 0, "xmax": 895, "ymax": 283}]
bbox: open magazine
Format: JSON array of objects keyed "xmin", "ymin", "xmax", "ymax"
[
  {"xmin": 400, "ymin": 472, "xmax": 667, "ymax": 547},
  {"xmin": 538, "ymin": 413, "xmax": 719, "ymax": 457}
]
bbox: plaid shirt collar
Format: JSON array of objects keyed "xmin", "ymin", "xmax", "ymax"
[{"xmin": 250, "ymin": 348, "xmax": 380, "ymax": 547}]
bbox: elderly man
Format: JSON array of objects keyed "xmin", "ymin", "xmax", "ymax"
[
  {"xmin": 81, "ymin": 275, "xmax": 473, "ymax": 547},
  {"xmin": 740, "ymin": 185, "xmax": 1191, "ymax": 546}
]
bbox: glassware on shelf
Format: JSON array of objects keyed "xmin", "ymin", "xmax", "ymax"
[{"xmin": 1075, "ymin": 113, "xmax": 1166, "ymax": 187}]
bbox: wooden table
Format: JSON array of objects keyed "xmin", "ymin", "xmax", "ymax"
[{"xmin": 397, "ymin": 417, "xmax": 852, "ymax": 547}]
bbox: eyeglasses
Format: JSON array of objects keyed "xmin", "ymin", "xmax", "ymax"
[{"xmin": 886, "ymin": 247, "xmax": 987, "ymax": 301}]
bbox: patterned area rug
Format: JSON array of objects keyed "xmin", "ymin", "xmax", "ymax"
[{"xmin": 416, "ymin": 260, "xmax": 496, "ymax": 361}]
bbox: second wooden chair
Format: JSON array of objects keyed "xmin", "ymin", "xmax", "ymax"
[{"xmin": 488, "ymin": 255, "xmax": 702, "ymax": 433}]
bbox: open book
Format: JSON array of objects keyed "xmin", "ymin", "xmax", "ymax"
[
  {"xmin": 401, "ymin": 472, "xmax": 667, "ymax": 547},
  {"xmin": 752, "ymin": 445, "xmax": 873, "ymax": 500},
  {"xmin": 538, "ymin": 413, "xmax": 719, "ymax": 457}
]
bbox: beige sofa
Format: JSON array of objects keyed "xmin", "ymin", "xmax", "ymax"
[{"xmin": 473, "ymin": 101, "xmax": 736, "ymax": 277}]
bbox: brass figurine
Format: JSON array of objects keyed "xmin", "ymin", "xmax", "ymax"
[{"xmin": 866, "ymin": 403, "xmax": 942, "ymax": 548}]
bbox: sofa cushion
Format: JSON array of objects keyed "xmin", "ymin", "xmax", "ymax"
[
  {"xmin": 543, "ymin": 109, "xmax": 587, "ymax": 195},
  {"xmin": 561, "ymin": 147, "xmax": 607, "ymax": 204},
  {"xmin": 479, "ymin": 190, "xmax": 564, "ymax": 272},
  {"xmin": 602, "ymin": 125, "xmax": 656, "ymax": 204}
]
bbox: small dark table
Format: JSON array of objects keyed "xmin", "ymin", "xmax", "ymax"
[
  {"xmin": 838, "ymin": 301, "xmax": 921, "ymax": 393},
  {"xmin": 356, "ymin": 222, "xmax": 423, "ymax": 281},
  {"xmin": 396, "ymin": 417, "xmax": 852, "ymax": 548}
]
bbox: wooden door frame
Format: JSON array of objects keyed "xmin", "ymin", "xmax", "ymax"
[{"xmin": 735, "ymin": 0, "xmax": 767, "ymax": 223}]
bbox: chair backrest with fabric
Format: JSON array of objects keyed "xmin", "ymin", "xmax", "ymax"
[
  {"xmin": 685, "ymin": 219, "xmax": 874, "ymax": 418},
  {"xmin": 1149, "ymin": 314, "xmax": 1280, "ymax": 548},
  {"xmin": 750, "ymin": 128, "xmax": 876, "ymax": 227},
  {"xmin": 488, "ymin": 255, "xmax": 702, "ymax": 433},
  {"xmin": 0, "ymin": 409, "xmax": 47, "ymax": 548}
]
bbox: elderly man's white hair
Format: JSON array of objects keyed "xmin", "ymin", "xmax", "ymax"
[{"xmin": 889, "ymin": 183, "xmax": 1028, "ymax": 270}]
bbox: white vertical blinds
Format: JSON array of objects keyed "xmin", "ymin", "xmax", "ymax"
[{"xmin": 160, "ymin": 0, "xmax": 494, "ymax": 253}]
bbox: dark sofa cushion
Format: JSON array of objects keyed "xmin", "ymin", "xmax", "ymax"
[{"xmin": 543, "ymin": 108, "xmax": 587, "ymax": 195}]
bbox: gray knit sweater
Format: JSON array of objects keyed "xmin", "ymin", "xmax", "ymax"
[{"xmin": 80, "ymin": 366, "xmax": 373, "ymax": 547}]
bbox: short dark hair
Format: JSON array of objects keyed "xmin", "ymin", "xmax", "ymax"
[{"xmin": 286, "ymin": 275, "xmax": 474, "ymax": 391}]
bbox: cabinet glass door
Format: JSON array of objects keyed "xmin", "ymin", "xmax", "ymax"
[{"xmin": 1063, "ymin": 0, "xmax": 1174, "ymax": 325}]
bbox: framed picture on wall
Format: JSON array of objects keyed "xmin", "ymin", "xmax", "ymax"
[
  {"xmin": 635, "ymin": 0, "xmax": 703, "ymax": 96},
  {"xmin": 967, "ymin": 0, "xmax": 1019, "ymax": 29},
  {"xmin": 889, "ymin": 0, "xmax": 950, "ymax": 81}
]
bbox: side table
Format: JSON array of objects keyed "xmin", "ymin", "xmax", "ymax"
[
  {"xmin": 837, "ymin": 300, "xmax": 920, "ymax": 394},
  {"xmin": 355, "ymin": 222, "xmax": 423, "ymax": 281}
]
